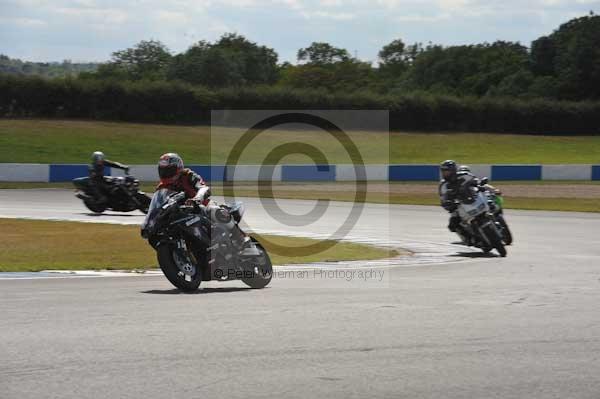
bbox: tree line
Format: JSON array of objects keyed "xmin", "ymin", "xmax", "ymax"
[
  {"xmin": 3, "ymin": 14, "xmax": 598, "ymax": 101},
  {"xmin": 1, "ymin": 13, "xmax": 600, "ymax": 134},
  {"xmin": 68, "ymin": 13, "xmax": 600, "ymax": 101}
]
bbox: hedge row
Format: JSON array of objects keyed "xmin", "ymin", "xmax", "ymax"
[{"xmin": 1, "ymin": 74, "xmax": 599, "ymax": 134}]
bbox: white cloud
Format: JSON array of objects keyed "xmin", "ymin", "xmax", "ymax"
[
  {"xmin": 1, "ymin": 0, "xmax": 598, "ymax": 62},
  {"xmin": 396, "ymin": 13, "xmax": 451, "ymax": 22},
  {"xmin": 54, "ymin": 7, "xmax": 129, "ymax": 24},
  {"xmin": 154, "ymin": 10, "xmax": 191, "ymax": 25},
  {"xmin": 301, "ymin": 10, "xmax": 356, "ymax": 19},
  {"xmin": 0, "ymin": 16, "xmax": 47, "ymax": 27}
]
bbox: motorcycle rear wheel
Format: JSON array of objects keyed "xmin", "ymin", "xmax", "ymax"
[{"xmin": 241, "ymin": 241, "xmax": 273, "ymax": 289}]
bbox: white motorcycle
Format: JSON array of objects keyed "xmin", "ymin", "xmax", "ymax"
[{"xmin": 455, "ymin": 186, "xmax": 508, "ymax": 257}]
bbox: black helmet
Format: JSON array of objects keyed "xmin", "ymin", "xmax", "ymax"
[
  {"xmin": 158, "ymin": 153, "xmax": 184, "ymax": 183},
  {"xmin": 440, "ymin": 160, "xmax": 458, "ymax": 180}
]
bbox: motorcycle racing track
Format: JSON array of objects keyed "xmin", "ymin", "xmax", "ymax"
[{"xmin": 1, "ymin": 189, "xmax": 600, "ymax": 399}]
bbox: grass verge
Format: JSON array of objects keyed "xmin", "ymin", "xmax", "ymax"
[
  {"xmin": 2, "ymin": 119, "xmax": 600, "ymax": 164},
  {"xmin": 218, "ymin": 188, "xmax": 600, "ymax": 213},
  {"xmin": 0, "ymin": 218, "xmax": 400, "ymax": 272}
]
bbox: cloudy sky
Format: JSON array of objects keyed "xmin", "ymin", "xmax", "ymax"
[{"xmin": 1, "ymin": 0, "xmax": 598, "ymax": 63}]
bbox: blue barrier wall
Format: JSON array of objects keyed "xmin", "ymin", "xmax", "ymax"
[
  {"xmin": 592, "ymin": 166, "xmax": 600, "ymax": 181},
  {"xmin": 189, "ymin": 165, "xmax": 226, "ymax": 182},
  {"xmin": 281, "ymin": 165, "xmax": 336, "ymax": 181},
  {"xmin": 49, "ymin": 165, "xmax": 109, "ymax": 182},
  {"xmin": 389, "ymin": 165, "xmax": 439, "ymax": 181},
  {"xmin": 492, "ymin": 165, "xmax": 542, "ymax": 181},
  {"xmin": 2, "ymin": 164, "xmax": 598, "ymax": 182}
]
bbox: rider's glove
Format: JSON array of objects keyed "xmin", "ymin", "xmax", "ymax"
[
  {"xmin": 443, "ymin": 201, "xmax": 457, "ymax": 212},
  {"xmin": 194, "ymin": 186, "xmax": 211, "ymax": 206}
]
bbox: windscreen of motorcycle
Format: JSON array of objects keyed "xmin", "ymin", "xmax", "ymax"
[
  {"xmin": 141, "ymin": 188, "xmax": 173, "ymax": 232},
  {"xmin": 457, "ymin": 192, "xmax": 489, "ymax": 220}
]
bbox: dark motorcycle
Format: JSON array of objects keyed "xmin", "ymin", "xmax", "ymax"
[
  {"xmin": 73, "ymin": 173, "xmax": 151, "ymax": 214},
  {"xmin": 141, "ymin": 189, "xmax": 273, "ymax": 292}
]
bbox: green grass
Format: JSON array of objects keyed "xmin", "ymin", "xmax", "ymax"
[
  {"xmin": 0, "ymin": 218, "xmax": 400, "ymax": 272},
  {"xmin": 2, "ymin": 119, "xmax": 600, "ymax": 164},
  {"xmin": 219, "ymin": 188, "xmax": 600, "ymax": 213}
]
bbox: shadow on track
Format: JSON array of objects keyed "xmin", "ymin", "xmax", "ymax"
[
  {"xmin": 451, "ymin": 252, "xmax": 500, "ymax": 258},
  {"xmin": 141, "ymin": 287, "xmax": 254, "ymax": 295},
  {"xmin": 81, "ymin": 213, "xmax": 141, "ymax": 217}
]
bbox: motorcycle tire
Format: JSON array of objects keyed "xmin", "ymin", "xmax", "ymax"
[
  {"xmin": 136, "ymin": 193, "xmax": 151, "ymax": 214},
  {"xmin": 84, "ymin": 199, "xmax": 106, "ymax": 214},
  {"xmin": 496, "ymin": 214, "xmax": 513, "ymax": 246},
  {"xmin": 241, "ymin": 240, "xmax": 273, "ymax": 289},
  {"xmin": 157, "ymin": 244, "xmax": 202, "ymax": 292},
  {"xmin": 482, "ymin": 224, "xmax": 507, "ymax": 258}
]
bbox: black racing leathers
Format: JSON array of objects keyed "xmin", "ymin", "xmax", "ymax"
[
  {"xmin": 89, "ymin": 159, "xmax": 129, "ymax": 203},
  {"xmin": 439, "ymin": 173, "xmax": 479, "ymax": 243}
]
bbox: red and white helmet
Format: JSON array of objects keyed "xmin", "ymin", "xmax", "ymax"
[{"xmin": 158, "ymin": 153, "xmax": 184, "ymax": 184}]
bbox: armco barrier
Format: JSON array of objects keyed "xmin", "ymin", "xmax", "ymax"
[
  {"xmin": 336, "ymin": 165, "xmax": 388, "ymax": 181},
  {"xmin": 0, "ymin": 163, "xmax": 49, "ymax": 182},
  {"xmin": 542, "ymin": 165, "xmax": 592, "ymax": 180},
  {"xmin": 188, "ymin": 166, "xmax": 226, "ymax": 182},
  {"xmin": 1, "ymin": 164, "xmax": 600, "ymax": 182},
  {"xmin": 491, "ymin": 165, "xmax": 542, "ymax": 181},
  {"xmin": 281, "ymin": 165, "xmax": 336, "ymax": 181},
  {"xmin": 389, "ymin": 165, "xmax": 439, "ymax": 181},
  {"xmin": 592, "ymin": 166, "xmax": 600, "ymax": 181},
  {"xmin": 226, "ymin": 165, "xmax": 282, "ymax": 182},
  {"xmin": 49, "ymin": 164, "xmax": 109, "ymax": 183}
]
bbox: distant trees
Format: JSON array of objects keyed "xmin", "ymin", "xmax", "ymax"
[
  {"xmin": 378, "ymin": 39, "xmax": 411, "ymax": 78},
  {"xmin": 0, "ymin": 54, "xmax": 98, "ymax": 78},
  {"xmin": 93, "ymin": 40, "xmax": 172, "ymax": 81},
  {"xmin": 297, "ymin": 42, "xmax": 350, "ymax": 64},
  {"xmin": 530, "ymin": 14, "xmax": 600, "ymax": 99},
  {"xmin": 392, "ymin": 41, "xmax": 530, "ymax": 96},
  {"xmin": 168, "ymin": 34, "xmax": 278, "ymax": 87},
  {"xmin": 1, "ymin": 14, "xmax": 600, "ymax": 101},
  {"xmin": 278, "ymin": 41, "xmax": 374, "ymax": 91}
]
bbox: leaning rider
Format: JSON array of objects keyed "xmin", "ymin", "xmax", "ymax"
[
  {"xmin": 439, "ymin": 160, "xmax": 479, "ymax": 246},
  {"xmin": 156, "ymin": 153, "xmax": 247, "ymax": 245},
  {"xmin": 156, "ymin": 152, "xmax": 210, "ymax": 205},
  {"xmin": 458, "ymin": 165, "xmax": 502, "ymax": 196},
  {"xmin": 89, "ymin": 151, "xmax": 129, "ymax": 204}
]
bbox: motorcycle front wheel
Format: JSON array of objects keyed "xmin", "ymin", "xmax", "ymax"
[
  {"xmin": 157, "ymin": 242, "xmax": 202, "ymax": 292},
  {"xmin": 83, "ymin": 198, "xmax": 106, "ymax": 214},
  {"xmin": 482, "ymin": 224, "xmax": 507, "ymax": 257},
  {"xmin": 496, "ymin": 214, "xmax": 513, "ymax": 245},
  {"xmin": 136, "ymin": 192, "xmax": 151, "ymax": 214}
]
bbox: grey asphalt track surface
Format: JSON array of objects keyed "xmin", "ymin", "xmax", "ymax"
[{"xmin": 1, "ymin": 189, "xmax": 600, "ymax": 398}]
